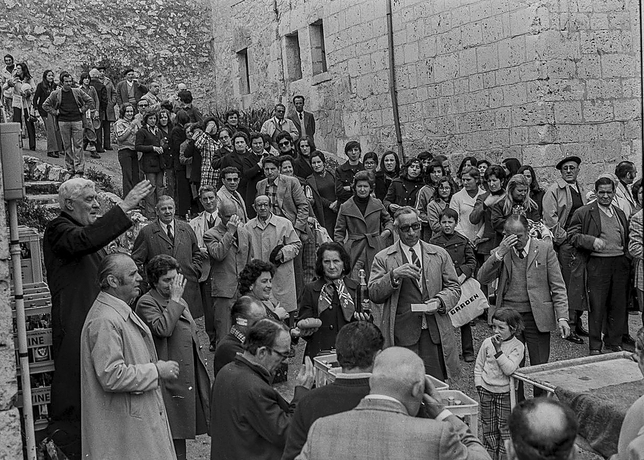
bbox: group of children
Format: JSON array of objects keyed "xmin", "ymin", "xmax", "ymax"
[{"xmin": 430, "ymin": 207, "xmax": 525, "ymax": 460}]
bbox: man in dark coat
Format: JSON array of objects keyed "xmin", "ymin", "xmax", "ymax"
[
  {"xmin": 282, "ymin": 321, "xmax": 383, "ymax": 460},
  {"xmin": 132, "ymin": 195, "xmax": 205, "ymax": 318},
  {"xmin": 88, "ymin": 68, "xmax": 108, "ymax": 153},
  {"xmin": 43, "ymin": 178, "xmax": 152, "ymax": 458},
  {"xmin": 115, "ymin": 68, "xmax": 147, "ymax": 106},
  {"xmin": 210, "ymin": 318, "xmax": 314, "ymax": 460}
]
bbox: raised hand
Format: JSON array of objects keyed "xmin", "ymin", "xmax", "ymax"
[
  {"xmin": 170, "ymin": 273, "xmax": 186, "ymax": 302},
  {"xmin": 119, "ymin": 180, "xmax": 153, "ymax": 212}
]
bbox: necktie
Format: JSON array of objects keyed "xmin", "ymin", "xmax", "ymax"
[
  {"xmin": 409, "ymin": 247, "xmax": 421, "ymax": 269},
  {"xmin": 518, "ymin": 249, "xmax": 525, "ymax": 259},
  {"xmin": 207, "ymin": 215, "xmax": 215, "ymax": 229},
  {"xmin": 167, "ymin": 224, "xmax": 174, "ymax": 242},
  {"xmin": 299, "ymin": 112, "xmax": 303, "ymax": 120}
]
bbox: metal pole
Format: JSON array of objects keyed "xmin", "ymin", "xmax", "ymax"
[
  {"xmin": 8, "ymin": 199, "xmax": 37, "ymax": 460},
  {"xmin": 386, "ymin": 0, "xmax": 404, "ymax": 162}
]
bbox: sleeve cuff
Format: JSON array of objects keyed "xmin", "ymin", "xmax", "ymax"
[
  {"xmin": 435, "ymin": 409, "xmax": 453, "ymax": 421},
  {"xmin": 494, "ymin": 350, "xmax": 503, "ymax": 359}
]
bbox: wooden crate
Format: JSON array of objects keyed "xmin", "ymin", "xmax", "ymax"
[
  {"xmin": 16, "ymin": 371, "xmax": 53, "ymax": 432},
  {"xmin": 14, "ymin": 329, "xmax": 54, "ymax": 367},
  {"xmin": 9, "ymin": 227, "xmax": 44, "ymax": 285},
  {"xmin": 437, "ymin": 389, "xmax": 479, "ymax": 435}
]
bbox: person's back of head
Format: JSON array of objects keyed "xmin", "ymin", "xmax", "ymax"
[
  {"xmin": 335, "ymin": 322, "xmax": 384, "ymax": 373},
  {"xmin": 507, "ymin": 397, "xmax": 578, "ymax": 460},
  {"xmin": 230, "ymin": 295, "xmax": 266, "ymax": 328},
  {"xmin": 369, "ymin": 347, "xmax": 425, "ymax": 416}
]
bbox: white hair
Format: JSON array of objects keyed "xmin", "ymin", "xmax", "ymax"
[
  {"xmin": 58, "ymin": 178, "xmax": 95, "ymax": 208},
  {"xmin": 89, "ymin": 68, "xmax": 100, "ymax": 78}
]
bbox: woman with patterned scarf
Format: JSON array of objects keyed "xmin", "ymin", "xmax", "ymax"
[{"xmin": 296, "ymin": 242, "xmax": 371, "ymax": 359}]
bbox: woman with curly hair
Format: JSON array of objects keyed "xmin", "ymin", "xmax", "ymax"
[
  {"xmin": 518, "ymin": 165, "xmax": 545, "ymax": 219},
  {"xmin": 374, "ymin": 150, "xmax": 400, "ymax": 201},
  {"xmin": 490, "ymin": 174, "xmax": 540, "ymax": 236}
]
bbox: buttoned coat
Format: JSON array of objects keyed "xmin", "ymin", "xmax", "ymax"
[
  {"xmin": 257, "ymin": 174, "xmax": 309, "ymax": 233},
  {"xmin": 288, "ymin": 110, "xmax": 315, "ymax": 139},
  {"xmin": 334, "ymin": 196, "xmax": 393, "ymax": 278},
  {"xmin": 368, "ymin": 241, "xmax": 461, "ymax": 381},
  {"xmin": 204, "ymin": 222, "xmax": 253, "ymax": 298},
  {"xmin": 81, "ymin": 291, "xmax": 175, "ymax": 459},
  {"xmin": 44, "ymin": 206, "xmax": 132, "ymax": 421},
  {"xmin": 295, "ymin": 398, "xmax": 488, "ymax": 460},
  {"xmin": 135, "ymin": 290, "xmax": 210, "ymax": 439},
  {"xmin": 478, "ymin": 238, "xmax": 569, "ymax": 332},
  {"xmin": 132, "ymin": 219, "xmax": 204, "ymax": 318},
  {"xmin": 115, "ymin": 79, "xmax": 147, "ymax": 106}
]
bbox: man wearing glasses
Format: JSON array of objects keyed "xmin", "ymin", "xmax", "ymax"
[
  {"xmin": 543, "ymin": 155, "xmax": 588, "ymax": 345},
  {"xmin": 260, "ymin": 103, "xmax": 300, "ymax": 149},
  {"xmin": 369, "ymin": 207, "xmax": 462, "ymax": 382},
  {"xmin": 217, "ymin": 166, "xmax": 248, "ymax": 222},
  {"xmin": 210, "ymin": 318, "xmax": 314, "ymax": 460}
]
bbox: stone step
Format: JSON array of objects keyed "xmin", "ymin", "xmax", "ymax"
[
  {"xmin": 26, "ymin": 194, "xmax": 58, "ymax": 204},
  {"xmin": 25, "ymin": 180, "xmax": 61, "ymax": 195}
]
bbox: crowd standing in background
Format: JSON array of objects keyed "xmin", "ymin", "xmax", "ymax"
[{"xmin": 2, "ymin": 52, "xmax": 643, "ymax": 460}]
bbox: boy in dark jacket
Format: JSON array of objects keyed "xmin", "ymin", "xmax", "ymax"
[{"xmin": 430, "ymin": 207, "xmax": 477, "ymax": 361}]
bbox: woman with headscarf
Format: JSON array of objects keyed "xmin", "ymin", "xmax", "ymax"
[{"xmin": 33, "ymin": 69, "xmax": 63, "ymax": 157}]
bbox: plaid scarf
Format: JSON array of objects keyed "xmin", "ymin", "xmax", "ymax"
[{"xmin": 318, "ymin": 279, "xmax": 355, "ymax": 321}]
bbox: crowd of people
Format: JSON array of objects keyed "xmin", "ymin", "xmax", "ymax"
[{"xmin": 5, "ymin": 54, "xmax": 643, "ymax": 460}]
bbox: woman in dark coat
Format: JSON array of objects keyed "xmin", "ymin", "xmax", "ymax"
[
  {"xmin": 169, "ymin": 110, "xmax": 193, "ymax": 218},
  {"xmin": 297, "ymin": 242, "xmax": 369, "ymax": 359},
  {"xmin": 374, "ymin": 150, "xmax": 400, "ymax": 201},
  {"xmin": 135, "ymin": 255, "xmax": 210, "ymax": 460},
  {"xmin": 33, "ymin": 69, "xmax": 62, "ymax": 157},
  {"xmin": 334, "ymin": 171, "xmax": 393, "ymax": 281},
  {"xmin": 135, "ymin": 111, "xmax": 164, "ymax": 217},
  {"xmin": 305, "ymin": 151, "xmax": 337, "ymax": 236},
  {"xmin": 383, "ymin": 157, "xmax": 424, "ymax": 216}
]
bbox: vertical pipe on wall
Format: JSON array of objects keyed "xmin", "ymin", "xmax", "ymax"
[
  {"xmin": 386, "ymin": 0, "xmax": 404, "ymax": 161},
  {"xmin": 640, "ymin": 0, "xmax": 643, "ymax": 158}
]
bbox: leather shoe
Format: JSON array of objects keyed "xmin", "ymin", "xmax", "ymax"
[
  {"xmin": 565, "ymin": 333, "xmax": 584, "ymax": 345},
  {"xmin": 604, "ymin": 345, "xmax": 623, "ymax": 353},
  {"xmin": 622, "ymin": 335, "xmax": 636, "ymax": 346},
  {"xmin": 463, "ymin": 354, "xmax": 475, "ymax": 363},
  {"xmin": 575, "ymin": 325, "xmax": 589, "ymax": 337},
  {"xmin": 589, "ymin": 349, "xmax": 601, "ymax": 356}
]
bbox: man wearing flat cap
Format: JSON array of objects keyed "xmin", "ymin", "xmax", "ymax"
[
  {"xmin": 115, "ymin": 68, "xmax": 148, "ymax": 107},
  {"xmin": 542, "ymin": 155, "xmax": 588, "ymax": 345}
]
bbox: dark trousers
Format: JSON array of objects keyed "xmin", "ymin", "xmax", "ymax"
[
  {"xmin": 461, "ymin": 323, "xmax": 474, "ymax": 357},
  {"xmin": 94, "ymin": 122, "xmax": 104, "ymax": 152},
  {"xmin": 516, "ymin": 311, "xmax": 550, "ymax": 398},
  {"xmin": 200, "ymin": 282, "xmax": 216, "ymax": 347},
  {"xmin": 557, "ymin": 242, "xmax": 585, "ymax": 327},
  {"xmin": 102, "ymin": 120, "xmax": 112, "ymax": 149},
  {"xmin": 118, "ymin": 148, "xmax": 139, "ymax": 197},
  {"xmin": 404, "ymin": 329, "xmax": 447, "ymax": 381},
  {"xmin": 13, "ymin": 107, "xmax": 36, "ymax": 150},
  {"xmin": 587, "ymin": 255, "xmax": 630, "ymax": 350}
]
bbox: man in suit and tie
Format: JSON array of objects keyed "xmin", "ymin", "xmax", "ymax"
[
  {"xmin": 204, "ymin": 200, "xmax": 253, "ymax": 350},
  {"xmin": 288, "ymin": 95, "xmax": 315, "ymax": 142},
  {"xmin": 218, "ymin": 166, "xmax": 248, "ymax": 223},
  {"xmin": 479, "ymin": 214, "xmax": 570, "ymax": 383},
  {"xmin": 132, "ymin": 195, "xmax": 205, "ymax": 319},
  {"xmin": 568, "ymin": 177, "xmax": 631, "ymax": 355},
  {"xmin": 190, "ymin": 185, "xmax": 220, "ymax": 349},
  {"xmin": 257, "ymin": 156, "xmax": 310, "ymax": 297},
  {"xmin": 369, "ymin": 207, "xmax": 461, "ymax": 382},
  {"xmin": 295, "ymin": 347, "xmax": 488, "ymax": 460}
]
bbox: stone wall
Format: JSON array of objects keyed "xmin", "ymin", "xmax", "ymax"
[
  {"xmin": 0, "ymin": 0, "xmax": 215, "ymax": 110},
  {"xmin": 210, "ymin": 0, "xmax": 641, "ymax": 189},
  {"xmin": 0, "ymin": 151, "xmax": 22, "ymax": 457}
]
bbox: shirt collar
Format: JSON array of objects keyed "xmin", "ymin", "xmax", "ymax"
[
  {"xmin": 399, "ymin": 240, "xmax": 422, "ymax": 265},
  {"xmin": 161, "ymin": 219, "xmax": 175, "ymax": 231},
  {"xmin": 334, "ymin": 372, "xmax": 372, "ymax": 380},
  {"xmin": 598, "ymin": 203, "xmax": 614, "ymax": 217},
  {"xmin": 364, "ymin": 394, "xmax": 403, "ymax": 405}
]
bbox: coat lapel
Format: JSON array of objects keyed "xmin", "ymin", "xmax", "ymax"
[
  {"xmin": 526, "ymin": 240, "xmax": 538, "ymax": 269},
  {"xmin": 154, "ymin": 220, "xmax": 173, "ymax": 246}
]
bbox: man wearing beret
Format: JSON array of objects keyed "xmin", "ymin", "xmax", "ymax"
[
  {"xmin": 115, "ymin": 68, "xmax": 148, "ymax": 107},
  {"xmin": 542, "ymin": 156, "xmax": 588, "ymax": 345}
]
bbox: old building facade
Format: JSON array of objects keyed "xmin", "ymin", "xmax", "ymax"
[{"xmin": 211, "ymin": 0, "xmax": 641, "ymax": 187}]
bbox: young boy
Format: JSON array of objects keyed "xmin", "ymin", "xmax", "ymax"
[{"xmin": 430, "ymin": 207, "xmax": 477, "ymax": 361}]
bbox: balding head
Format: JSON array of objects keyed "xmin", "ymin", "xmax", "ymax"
[
  {"xmin": 369, "ymin": 347, "xmax": 426, "ymax": 416},
  {"xmin": 507, "ymin": 398, "xmax": 578, "ymax": 460}
]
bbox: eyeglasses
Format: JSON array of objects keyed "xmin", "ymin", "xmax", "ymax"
[
  {"xmin": 279, "ymin": 141, "xmax": 291, "ymax": 146},
  {"xmin": 268, "ymin": 347, "xmax": 293, "ymax": 360},
  {"xmin": 399, "ymin": 222, "xmax": 421, "ymax": 232}
]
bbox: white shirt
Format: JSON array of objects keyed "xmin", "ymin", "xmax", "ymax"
[{"xmin": 400, "ymin": 240, "xmax": 423, "ymax": 269}]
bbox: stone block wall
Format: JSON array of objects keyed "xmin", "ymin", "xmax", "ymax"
[
  {"xmin": 0, "ymin": 149, "xmax": 22, "ymax": 457},
  {"xmin": 210, "ymin": 0, "xmax": 641, "ymax": 190},
  {"xmin": 0, "ymin": 0, "xmax": 214, "ymax": 110}
]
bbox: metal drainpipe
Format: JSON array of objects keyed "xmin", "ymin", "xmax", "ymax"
[
  {"xmin": 640, "ymin": 0, "xmax": 643, "ymax": 164},
  {"xmin": 386, "ymin": 0, "xmax": 404, "ymax": 162}
]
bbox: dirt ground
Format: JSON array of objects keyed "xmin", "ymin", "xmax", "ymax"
[{"xmin": 25, "ymin": 139, "xmax": 642, "ymax": 459}]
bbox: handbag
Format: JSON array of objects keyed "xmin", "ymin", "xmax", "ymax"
[{"xmin": 448, "ymin": 278, "xmax": 489, "ymax": 327}]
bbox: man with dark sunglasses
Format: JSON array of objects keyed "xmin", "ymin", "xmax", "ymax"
[{"xmin": 369, "ymin": 206, "xmax": 462, "ymax": 382}]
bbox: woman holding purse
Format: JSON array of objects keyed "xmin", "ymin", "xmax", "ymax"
[{"xmin": 33, "ymin": 70, "xmax": 63, "ymax": 157}]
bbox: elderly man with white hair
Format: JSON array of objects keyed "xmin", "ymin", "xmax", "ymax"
[
  {"xmin": 43, "ymin": 177, "xmax": 152, "ymax": 459},
  {"xmin": 296, "ymin": 347, "xmax": 489, "ymax": 460}
]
